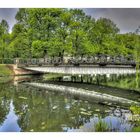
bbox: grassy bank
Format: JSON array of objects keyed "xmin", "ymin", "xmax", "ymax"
[
  {"xmin": 0, "ymin": 64, "xmax": 13, "ymax": 83},
  {"xmin": 0, "ymin": 64, "xmax": 13, "ymax": 77}
]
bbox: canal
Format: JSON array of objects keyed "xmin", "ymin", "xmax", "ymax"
[{"xmin": 0, "ymin": 73, "xmax": 140, "ymax": 132}]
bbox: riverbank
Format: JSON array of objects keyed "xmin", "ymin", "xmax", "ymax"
[
  {"xmin": 42, "ymin": 73, "xmax": 140, "ymax": 94},
  {"xmin": 0, "ymin": 64, "xmax": 14, "ymax": 83},
  {"xmin": 0, "ymin": 64, "xmax": 13, "ymax": 77},
  {"xmin": 0, "ymin": 64, "xmax": 40, "ymax": 76},
  {"xmin": 0, "ymin": 64, "xmax": 40, "ymax": 84}
]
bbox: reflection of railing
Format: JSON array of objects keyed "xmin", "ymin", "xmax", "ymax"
[{"xmin": 16, "ymin": 56, "xmax": 137, "ymax": 67}]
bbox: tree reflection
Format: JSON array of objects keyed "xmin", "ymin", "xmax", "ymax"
[
  {"xmin": 0, "ymin": 84, "xmax": 11, "ymax": 125},
  {"xmin": 0, "ymin": 79, "xmax": 137, "ymax": 132},
  {"xmin": 51, "ymin": 73, "xmax": 140, "ymax": 92}
]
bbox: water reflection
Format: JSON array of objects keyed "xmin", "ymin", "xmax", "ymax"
[
  {"xmin": 0, "ymin": 101, "xmax": 21, "ymax": 132},
  {"xmin": 44, "ymin": 73, "xmax": 140, "ymax": 92},
  {"xmin": 0, "ymin": 83, "xmax": 135, "ymax": 132},
  {"xmin": 70, "ymin": 115, "xmax": 133, "ymax": 132}
]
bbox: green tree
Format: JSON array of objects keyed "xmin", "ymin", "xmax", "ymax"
[
  {"xmin": 5, "ymin": 8, "xmax": 140, "ymax": 61},
  {"xmin": 90, "ymin": 18, "xmax": 120, "ymax": 55},
  {"xmin": 0, "ymin": 20, "xmax": 10, "ymax": 62}
]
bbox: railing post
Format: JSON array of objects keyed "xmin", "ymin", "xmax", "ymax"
[{"xmin": 15, "ymin": 58, "xmax": 20, "ymax": 68}]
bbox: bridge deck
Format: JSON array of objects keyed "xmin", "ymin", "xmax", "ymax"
[
  {"xmin": 19, "ymin": 64, "xmax": 134, "ymax": 68},
  {"xmin": 23, "ymin": 65, "xmax": 136, "ymax": 75}
]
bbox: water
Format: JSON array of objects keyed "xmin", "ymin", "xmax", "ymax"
[{"xmin": 0, "ymin": 74, "xmax": 139, "ymax": 132}]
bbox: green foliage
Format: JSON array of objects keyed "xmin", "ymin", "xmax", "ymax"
[
  {"xmin": 94, "ymin": 118, "xmax": 109, "ymax": 132},
  {"xmin": 0, "ymin": 20, "xmax": 11, "ymax": 59},
  {"xmin": 99, "ymin": 74, "xmax": 140, "ymax": 92},
  {"xmin": 132, "ymin": 126, "xmax": 140, "ymax": 132},
  {"xmin": 32, "ymin": 40, "xmax": 47, "ymax": 58},
  {"xmin": 0, "ymin": 8, "xmax": 140, "ymax": 61},
  {"xmin": 130, "ymin": 105, "xmax": 140, "ymax": 115},
  {"xmin": 9, "ymin": 34, "xmax": 30, "ymax": 58},
  {"xmin": 10, "ymin": 8, "xmax": 125, "ymax": 58},
  {"xmin": 0, "ymin": 64, "xmax": 13, "ymax": 77},
  {"xmin": 130, "ymin": 105, "xmax": 140, "ymax": 132}
]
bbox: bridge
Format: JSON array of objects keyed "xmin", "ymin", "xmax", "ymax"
[
  {"xmin": 14, "ymin": 56, "xmax": 138, "ymax": 75},
  {"xmin": 22, "ymin": 66, "xmax": 136, "ymax": 75},
  {"xmin": 15, "ymin": 55, "xmax": 137, "ymax": 66}
]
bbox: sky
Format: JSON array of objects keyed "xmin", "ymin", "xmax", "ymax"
[
  {"xmin": 83, "ymin": 8, "xmax": 140, "ymax": 33},
  {"xmin": 0, "ymin": 8, "xmax": 18, "ymax": 33},
  {"xmin": 0, "ymin": 8, "xmax": 140, "ymax": 33}
]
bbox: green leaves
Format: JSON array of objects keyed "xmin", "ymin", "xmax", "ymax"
[
  {"xmin": 0, "ymin": 8, "xmax": 140, "ymax": 60},
  {"xmin": 32, "ymin": 40, "xmax": 48, "ymax": 58},
  {"xmin": 0, "ymin": 20, "xmax": 10, "ymax": 59}
]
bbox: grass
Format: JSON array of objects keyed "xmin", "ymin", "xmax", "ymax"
[
  {"xmin": 0, "ymin": 64, "xmax": 13, "ymax": 83},
  {"xmin": 0, "ymin": 64, "xmax": 13, "ymax": 77},
  {"xmin": 94, "ymin": 118, "xmax": 109, "ymax": 132},
  {"xmin": 101, "ymin": 76, "xmax": 140, "ymax": 93},
  {"xmin": 130, "ymin": 105, "xmax": 140, "ymax": 132},
  {"xmin": 0, "ymin": 76, "xmax": 13, "ymax": 84},
  {"xmin": 132, "ymin": 126, "xmax": 140, "ymax": 132}
]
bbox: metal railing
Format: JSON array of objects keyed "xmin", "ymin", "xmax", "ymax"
[
  {"xmin": 0, "ymin": 58, "xmax": 15, "ymax": 64},
  {"xmin": 15, "ymin": 55, "xmax": 137, "ymax": 67},
  {"xmin": 0, "ymin": 55, "xmax": 137, "ymax": 67}
]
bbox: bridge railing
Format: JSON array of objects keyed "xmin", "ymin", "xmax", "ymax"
[
  {"xmin": 0, "ymin": 58, "xmax": 15, "ymax": 64},
  {"xmin": 15, "ymin": 56, "xmax": 137, "ymax": 67}
]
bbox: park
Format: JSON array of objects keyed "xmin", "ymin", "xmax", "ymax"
[{"xmin": 0, "ymin": 8, "xmax": 140, "ymax": 132}]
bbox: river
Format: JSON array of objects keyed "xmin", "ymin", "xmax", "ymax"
[{"xmin": 0, "ymin": 73, "xmax": 140, "ymax": 132}]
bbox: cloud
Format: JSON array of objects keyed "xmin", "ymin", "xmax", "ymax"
[
  {"xmin": 0, "ymin": 8, "xmax": 140, "ymax": 33},
  {"xmin": 83, "ymin": 8, "xmax": 140, "ymax": 33}
]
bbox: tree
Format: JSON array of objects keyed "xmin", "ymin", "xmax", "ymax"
[
  {"xmin": 4, "ymin": 8, "xmax": 140, "ymax": 61},
  {"xmin": 9, "ymin": 9, "xmax": 31, "ymax": 58},
  {"xmin": 0, "ymin": 20, "xmax": 9, "ymax": 34},
  {"xmin": 89, "ymin": 18, "xmax": 120, "ymax": 55},
  {"xmin": 31, "ymin": 40, "xmax": 47, "ymax": 58},
  {"xmin": 0, "ymin": 20, "xmax": 10, "ymax": 61},
  {"xmin": 134, "ymin": 27, "xmax": 140, "ymax": 89}
]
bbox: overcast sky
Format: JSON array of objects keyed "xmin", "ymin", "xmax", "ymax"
[{"xmin": 0, "ymin": 8, "xmax": 140, "ymax": 33}]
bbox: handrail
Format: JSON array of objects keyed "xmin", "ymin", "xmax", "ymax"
[
  {"xmin": 14, "ymin": 56, "xmax": 137, "ymax": 67},
  {"xmin": 0, "ymin": 56, "xmax": 137, "ymax": 66},
  {"xmin": 0, "ymin": 58, "xmax": 15, "ymax": 64}
]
